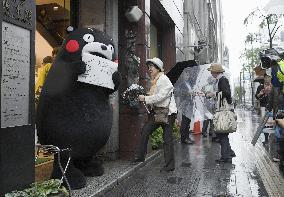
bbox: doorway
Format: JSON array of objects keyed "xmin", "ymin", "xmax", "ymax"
[{"xmin": 35, "ymin": 0, "xmax": 72, "ymax": 73}]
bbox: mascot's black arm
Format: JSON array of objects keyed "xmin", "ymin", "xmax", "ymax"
[
  {"xmin": 103, "ymin": 71, "xmax": 121, "ymax": 95},
  {"xmin": 70, "ymin": 60, "xmax": 87, "ymax": 75}
]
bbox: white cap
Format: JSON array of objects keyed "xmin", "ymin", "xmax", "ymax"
[{"xmin": 146, "ymin": 57, "xmax": 164, "ymax": 71}]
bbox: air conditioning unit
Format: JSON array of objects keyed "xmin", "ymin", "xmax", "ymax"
[{"xmin": 125, "ymin": 6, "xmax": 143, "ymax": 23}]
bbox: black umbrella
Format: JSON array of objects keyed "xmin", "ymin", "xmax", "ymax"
[
  {"xmin": 253, "ymin": 76, "xmax": 264, "ymax": 83},
  {"xmin": 166, "ymin": 60, "xmax": 198, "ymax": 84}
]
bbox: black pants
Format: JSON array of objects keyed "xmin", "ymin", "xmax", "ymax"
[
  {"xmin": 136, "ymin": 114, "xmax": 176, "ymax": 169},
  {"xmin": 216, "ymin": 133, "xmax": 235, "ymax": 159},
  {"xmin": 180, "ymin": 115, "xmax": 191, "ymax": 142},
  {"xmin": 202, "ymin": 119, "xmax": 212, "ymax": 134}
]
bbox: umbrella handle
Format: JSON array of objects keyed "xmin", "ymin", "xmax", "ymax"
[{"xmin": 142, "ymin": 102, "xmax": 150, "ymax": 114}]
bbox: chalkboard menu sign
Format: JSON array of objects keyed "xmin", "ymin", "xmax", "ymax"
[{"xmin": 1, "ymin": 21, "xmax": 30, "ymax": 128}]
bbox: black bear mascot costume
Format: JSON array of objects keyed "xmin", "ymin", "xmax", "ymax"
[{"xmin": 36, "ymin": 27, "xmax": 121, "ymax": 190}]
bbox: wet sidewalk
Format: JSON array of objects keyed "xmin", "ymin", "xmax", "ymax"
[
  {"xmin": 236, "ymin": 110, "xmax": 284, "ymax": 196},
  {"xmin": 73, "ymin": 109, "xmax": 284, "ymax": 197}
]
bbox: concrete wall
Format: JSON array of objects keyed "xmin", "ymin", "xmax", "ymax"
[
  {"xmin": 183, "ymin": 0, "xmax": 224, "ymax": 64},
  {"xmin": 105, "ymin": 0, "xmax": 120, "ymax": 160},
  {"xmin": 160, "ymin": 0, "xmax": 185, "ymax": 63}
]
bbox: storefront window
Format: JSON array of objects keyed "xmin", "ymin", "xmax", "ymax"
[
  {"xmin": 150, "ymin": 23, "xmax": 158, "ymax": 58},
  {"xmin": 150, "ymin": 22, "xmax": 162, "ymax": 58},
  {"xmin": 79, "ymin": 0, "xmax": 106, "ymax": 31},
  {"xmin": 35, "ymin": 0, "xmax": 71, "ymax": 78}
]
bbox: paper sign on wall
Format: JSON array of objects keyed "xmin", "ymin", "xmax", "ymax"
[
  {"xmin": 1, "ymin": 21, "xmax": 30, "ymax": 128},
  {"xmin": 78, "ymin": 53, "xmax": 118, "ymax": 89}
]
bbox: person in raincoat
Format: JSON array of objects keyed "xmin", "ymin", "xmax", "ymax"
[
  {"xmin": 201, "ymin": 76, "xmax": 217, "ymax": 137},
  {"xmin": 174, "ymin": 66, "xmax": 202, "ymax": 144}
]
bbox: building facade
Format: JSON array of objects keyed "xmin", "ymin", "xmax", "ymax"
[
  {"xmin": 34, "ymin": 0, "xmax": 226, "ymax": 160},
  {"xmin": 34, "ymin": 0, "xmax": 187, "ymax": 159},
  {"xmin": 118, "ymin": 0, "xmax": 186, "ymax": 158},
  {"xmin": 183, "ymin": 0, "xmax": 225, "ymax": 65},
  {"xmin": 1, "ymin": 0, "xmax": 228, "ymax": 193}
]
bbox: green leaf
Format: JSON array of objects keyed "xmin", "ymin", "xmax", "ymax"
[
  {"xmin": 150, "ymin": 123, "xmax": 180, "ymax": 149},
  {"xmin": 5, "ymin": 179, "xmax": 69, "ymax": 197}
]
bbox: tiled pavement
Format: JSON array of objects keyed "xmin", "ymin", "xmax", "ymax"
[{"xmin": 72, "ymin": 109, "xmax": 284, "ymax": 197}]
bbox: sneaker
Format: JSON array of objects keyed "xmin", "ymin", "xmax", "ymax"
[
  {"xmin": 202, "ymin": 133, "xmax": 207, "ymax": 137},
  {"xmin": 273, "ymin": 157, "xmax": 280, "ymax": 162}
]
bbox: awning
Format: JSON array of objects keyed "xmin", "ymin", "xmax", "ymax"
[{"xmin": 166, "ymin": 60, "xmax": 198, "ymax": 84}]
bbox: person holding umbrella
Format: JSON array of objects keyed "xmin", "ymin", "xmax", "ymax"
[
  {"xmin": 174, "ymin": 65, "xmax": 201, "ymax": 144},
  {"xmin": 201, "ymin": 76, "xmax": 217, "ymax": 138},
  {"xmin": 132, "ymin": 57, "xmax": 177, "ymax": 172}
]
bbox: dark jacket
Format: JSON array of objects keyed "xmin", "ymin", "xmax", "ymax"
[
  {"xmin": 266, "ymin": 86, "xmax": 284, "ymax": 117},
  {"xmin": 255, "ymin": 84, "xmax": 269, "ymax": 107},
  {"xmin": 217, "ymin": 76, "xmax": 232, "ymax": 104}
]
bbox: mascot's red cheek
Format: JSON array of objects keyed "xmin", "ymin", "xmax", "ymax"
[{"xmin": 65, "ymin": 40, "xmax": 79, "ymax": 53}]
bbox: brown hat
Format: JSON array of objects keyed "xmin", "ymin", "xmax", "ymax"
[{"xmin": 207, "ymin": 63, "xmax": 225, "ymax": 73}]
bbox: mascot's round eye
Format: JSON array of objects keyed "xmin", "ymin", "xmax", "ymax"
[
  {"xmin": 83, "ymin": 34, "xmax": 94, "ymax": 43},
  {"xmin": 108, "ymin": 44, "xmax": 115, "ymax": 53}
]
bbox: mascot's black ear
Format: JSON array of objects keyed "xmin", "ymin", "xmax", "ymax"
[{"xmin": 66, "ymin": 26, "xmax": 74, "ymax": 34}]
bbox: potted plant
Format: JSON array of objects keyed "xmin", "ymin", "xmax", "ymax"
[
  {"xmin": 150, "ymin": 123, "xmax": 180, "ymax": 149},
  {"xmin": 35, "ymin": 146, "xmax": 54, "ymax": 182},
  {"xmin": 5, "ymin": 179, "xmax": 69, "ymax": 197},
  {"xmin": 35, "ymin": 156, "xmax": 54, "ymax": 182}
]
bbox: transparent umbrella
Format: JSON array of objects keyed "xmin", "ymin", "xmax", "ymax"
[
  {"xmin": 174, "ymin": 64, "xmax": 231, "ymax": 122},
  {"xmin": 264, "ymin": 0, "xmax": 284, "ymax": 15}
]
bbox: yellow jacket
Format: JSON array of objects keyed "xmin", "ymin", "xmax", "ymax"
[
  {"xmin": 35, "ymin": 63, "xmax": 52, "ymax": 101},
  {"xmin": 277, "ymin": 60, "xmax": 284, "ymax": 82}
]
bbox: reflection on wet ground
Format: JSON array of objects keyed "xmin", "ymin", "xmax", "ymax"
[{"xmin": 105, "ymin": 109, "xmax": 284, "ymax": 197}]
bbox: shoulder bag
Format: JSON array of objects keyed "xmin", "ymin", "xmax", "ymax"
[
  {"xmin": 153, "ymin": 93, "xmax": 172, "ymax": 124},
  {"xmin": 213, "ymin": 92, "xmax": 237, "ymax": 133}
]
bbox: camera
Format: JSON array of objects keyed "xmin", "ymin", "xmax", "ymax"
[{"xmin": 259, "ymin": 47, "xmax": 284, "ymax": 69}]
